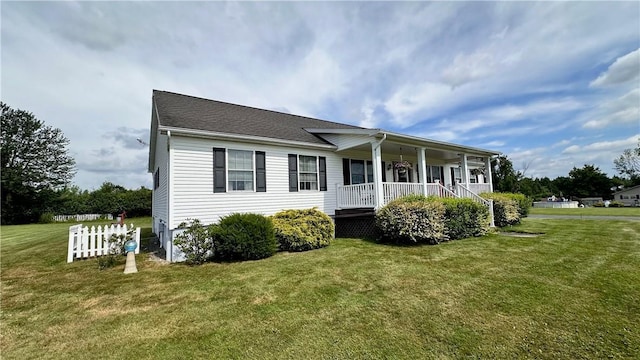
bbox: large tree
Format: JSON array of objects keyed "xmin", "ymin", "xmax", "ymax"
[
  {"xmin": 567, "ymin": 164, "xmax": 612, "ymax": 199},
  {"xmin": 1, "ymin": 102, "xmax": 76, "ymax": 224},
  {"xmin": 490, "ymin": 155, "xmax": 522, "ymax": 193},
  {"xmin": 614, "ymin": 138, "xmax": 640, "ymax": 185}
]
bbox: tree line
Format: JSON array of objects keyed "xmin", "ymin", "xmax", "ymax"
[
  {"xmin": 1, "ymin": 102, "xmax": 151, "ymax": 224},
  {"xmin": 491, "ymin": 141, "xmax": 640, "ymax": 201}
]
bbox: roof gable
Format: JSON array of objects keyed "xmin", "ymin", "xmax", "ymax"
[{"xmin": 153, "ymin": 90, "xmax": 364, "ymax": 146}]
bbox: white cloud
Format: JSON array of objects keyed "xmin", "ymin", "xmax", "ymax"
[
  {"xmin": 1, "ymin": 1, "xmax": 639, "ymax": 188},
  {"xmin": 590, "ymin": 48, "xmax": 640, "ymax": 87},
  {"xmin": 582, "ymin": 88, "xmax": 640, "ymax": 129},
  {"xmin": 562, "ymin": 134, "xmax": 639, "ymax": 154}
]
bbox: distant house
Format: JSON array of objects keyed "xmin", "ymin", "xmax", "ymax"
[
  {"xmin": 148, "ymin": 90, "xmax": 500, "ymax": 261},
  {"xmin": 613, "ymin": 185, "xmax": 640, "ymax": 207},
  {"xmin": 579, "ymin": 197, "xmax": 604, "ymax": 207}
]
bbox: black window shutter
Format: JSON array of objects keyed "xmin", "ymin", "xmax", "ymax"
[
  {"xmin": 256, "ymin": 151, "xmax": 266, "ymax": 192},
  {"xmin": 288, "ymin": 154, "xmax": 298, "ymax": 192},
  {"xmin": 342, "ymin": 158, "xmax": 351, "ymax": 185},
  {"xmin": 213, "ymin": 148, "xmax": 226, "ymax": 193},
  {"xmin": 319, "ymin": 156, "xmax": 327, "ymax": 191},
  {"xmin": 381, "ymin": 161, "xmax": 387, "ymax": 182}
]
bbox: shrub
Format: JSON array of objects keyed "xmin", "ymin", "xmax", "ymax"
[
  {"xmin": 272, "ymin": 208, "xmax": 334, "ymax": 252},
  {"xmin": 174, "ymin": 219, "xmax": 214, "ymax": 265},
  {"xmin": 504, "ymin": 193, "xmax": 531, "ymax": 217},
  {"xmin": 375, "ymin": 198, "xmax": 446, "ymax": 245},
  {"xmin": 440, "ymin": 198, "xmax": 491, "ymax": 240},
  {"xmin": 38, "ymin": 212, "xmax": 55, "ymax": 224},
  {"xmin": 214, "ymin": 213, "xmax": 277, "ymax": 261},
  {"xmin": 480, "ymin": 193, "xmax": 520, "ymax": 227},
  {"xmin": 593, "ymin": 201, "xmax": 605, "ymax": 207},
  {"xmin": 609, "ymin": 201, "xmax": 624, "ymax": 207},
  {"xmin": 97, "ymin": 228, "xmax": 133, "ymax": 270},
  {"xmin": 97, "ymin": 255, "xmax": 118, "ymax": 270}
]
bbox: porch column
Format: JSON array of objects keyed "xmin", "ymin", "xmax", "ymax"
[
  {"xmin": 371, "ymin": 136, "xmax": 386, "ymax": 209},
  {"xmin": 418, "ymin": 147, "xmax": 427, "ymax": 195},
  {"xmin": 460, "ymin": 153, "xmax": 469, "ymax": 185},
  {"xmin": 485, "ymin": 156, "xmax": 494, "ymax": 192}
]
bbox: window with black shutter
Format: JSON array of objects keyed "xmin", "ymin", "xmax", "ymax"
[
  {"xmin": 256, "ymin": 151, "xmax": 266, "ymax": 192},
  {"xmin": 288, "ymin": 154, "xmax": 298, "ymax": 192},
  {"xmin": 213, "ymin": 148, "xmax": 226, "ymax": 193}
]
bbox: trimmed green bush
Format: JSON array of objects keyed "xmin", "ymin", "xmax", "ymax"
[
  {"xmin": 272, "ymin": 208, "xmax": 334, "ymax": 252},
  {"xmin": 174, "ymin": 219, "xmax": 214, "ymax": 265},
  {"xmin": 214, "ymin": 213, "xmax": 277, "ymax": 261},
  {"xmin": 504, "ymin": 193, "xmax": 531, "ymax": 217},
  {"xmin": 609, "ymin": 201, "xmax": 624, "ymax": 207},
  {"xmin": 376, "ymin": 198, "xmax": 446, "ymax": 245},
  {"xmin": 440, "ymin": 198, "xmax": 491, "ymax": 240},
  {"xmin": 481, "ymin": 193, "xmax": 520, "ymax": 227},
  {"xmin": 38, "ymin": 212, "xmax": 55, "ymax": 224}
]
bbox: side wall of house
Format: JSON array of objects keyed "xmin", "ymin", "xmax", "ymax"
[
  {"xmin": 169, "ymin": 136, "xmax": 343, "ymax": 229},
  {"xmin": 151, "ymin": 132, "xmax": 169, "ymax": 242}
]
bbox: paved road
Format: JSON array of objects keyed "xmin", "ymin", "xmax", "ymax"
[{"xmin": 528, "ymin": 214, "xmax": 640, "ymax": 222}]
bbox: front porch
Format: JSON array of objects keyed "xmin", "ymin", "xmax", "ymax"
[{"xmin": 336, "ymin": 182, "xmax": 493, "ymax": 209}]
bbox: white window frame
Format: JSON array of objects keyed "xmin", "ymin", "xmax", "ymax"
[
  {"xmin": 227, "ymin": 149, "xmax": 254, "ymax": 192},
  {"xmin": 298, "ymin": 155, "xmax": 318, "ymax": 191}
]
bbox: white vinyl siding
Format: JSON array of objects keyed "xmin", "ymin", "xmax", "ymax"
[
  {"xmin": 151, "ymin": 132, "xmax": 169, "ymax": 230},
  {"xmin": 169, "ymin": 136, "xmax": 341, "ymax": 229}
]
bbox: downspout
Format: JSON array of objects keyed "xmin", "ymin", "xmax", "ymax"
[
  {"xmin": 371, "ymin": 134, "xmax": 387, "ymax": 209},
  {"xmin": 166, "ymin": 130, "xmax": 172, "ymax": 262}
]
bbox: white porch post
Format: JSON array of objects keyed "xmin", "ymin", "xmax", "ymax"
[
  {"xmin": 418, "ymin": 147, "xmax": 427, "ymax": 196},
  {"xmin": 371, "ymin": 135, "xmax": 386, "ymax": 209},
  {"xmin": 460, "ymin": 153, "xmax": 469, "ymax": 185},
  {"xmin": 485, "ymin": 156, "xmax": 494, "ymax": 192}
]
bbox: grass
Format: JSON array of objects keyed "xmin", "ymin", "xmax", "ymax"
[
  {"xmin": 530, "ymin": 206, "xmax": 640, "ymax": 216},
  {"xmin": 1, "ymin": 217, "xmax": 639, "ymax": 359}
]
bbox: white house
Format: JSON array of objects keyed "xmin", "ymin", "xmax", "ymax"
[
  {"xmin": 148, "ymin": 90, "xmax": 500, "ymax": 261},
  {"xmin": 613, "ymin": 185, "xmax": 640, "ymax": 206}
]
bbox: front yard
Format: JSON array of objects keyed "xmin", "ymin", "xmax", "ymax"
[{"xmin": 1, "ymin": 217, "xmax": 639, "ymax": 359}]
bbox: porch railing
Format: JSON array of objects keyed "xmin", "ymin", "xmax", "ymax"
[
  {"xmin": 336, "ymin": 183, "xmax": 375, "ymax": 208},
  {"xmin": 337, "ymin": 182, "xmax": 458, "ymax": 209},
  {"xmin": 383, "ymin": 182, "xmax": 423, "ymax": 203},
  {"xmin": 459, "ymin": 183, "xmax": 492, "ymax": 195}
]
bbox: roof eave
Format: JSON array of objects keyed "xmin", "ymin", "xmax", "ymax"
[{"xmin": 158, "ymin": 126, "xmax": 338, "ymax": 150}]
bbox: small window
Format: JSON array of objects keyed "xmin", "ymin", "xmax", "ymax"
[
  {"xmin": 153, "ymin": 169, "xmax": 160, "ymax": 189},
  {"xmin": 351, "ymin": 160, "xmax": 365, "ymax": 184},
  {"xmin": 366, "ymin": 161, "xmax": 374, "ymax": 183},
  {"xmin": 299, "ymin": 155, "xmax": 318, "ymax": 190},
  {"xmin": 228, "ymin": 150, "xmax": 254, "ymax": 191}
]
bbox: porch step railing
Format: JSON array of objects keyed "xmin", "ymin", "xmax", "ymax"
[
  {"xmin": 459, "ymin": 183, "xmax": 492, "ymax": 195},
  {"xmin": 455, "ymin": 184, "xmax": 495, "ymax": 227}
]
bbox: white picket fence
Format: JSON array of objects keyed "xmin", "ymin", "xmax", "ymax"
[
  {"xmin": 67, "ymin": 224, "xmax": 140, "ymax": 263},
  {"xmin": 55, "ymin": 214, "xmax": 114, "ymax": 222}
]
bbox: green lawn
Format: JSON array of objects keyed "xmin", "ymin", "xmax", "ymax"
[
  {"xmin": 1, "ymin": 217, "xmax": 639, "ymax": 359},
  {"xmin": 530, "ymin": 206, "xmax": 640, "ymax": 216}
]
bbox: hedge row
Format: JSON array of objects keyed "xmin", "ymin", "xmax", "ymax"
[
  {"xmin": 480, "ymin": 192, "xmax": 531, "ymax": 227},
  {"xmin": 375, "ymin": 196, "xmax": 491, "ymax": 245},
  {"xmin": 174, "ymin": 208, "xmax": 334, "ymax": 265}
]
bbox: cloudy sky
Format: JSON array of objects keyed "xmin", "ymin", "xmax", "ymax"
[{"xmin": 2, "ymin": 1, "xmax": 639, "ymax": 190}]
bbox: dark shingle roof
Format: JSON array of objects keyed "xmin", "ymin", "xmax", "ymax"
[{"xmin": 153, "ymin": 90, "xmax": 365, "ymax": 146}]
